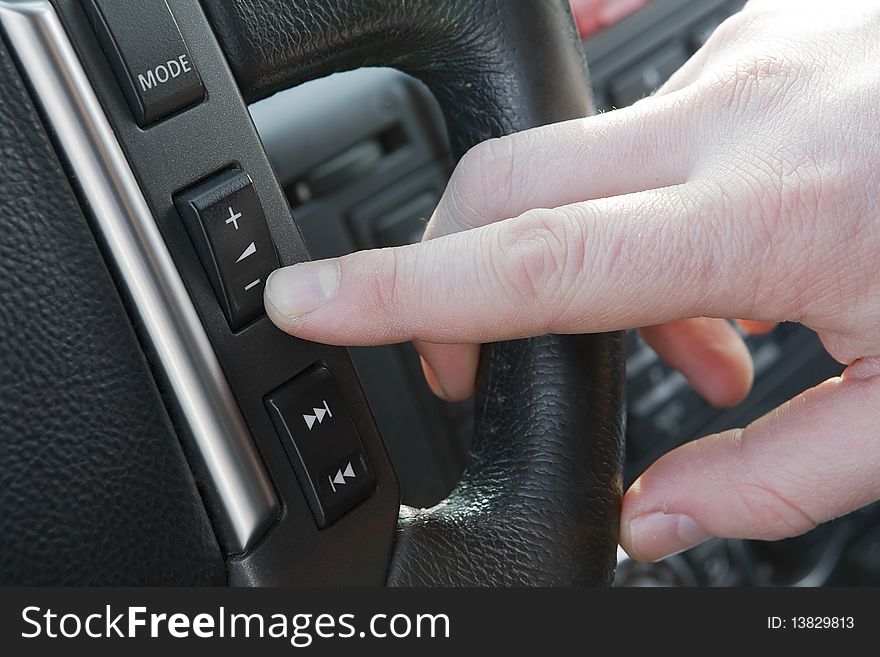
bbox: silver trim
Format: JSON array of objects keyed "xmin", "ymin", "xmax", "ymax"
[{"xmin": 0, "ymin": 0, "xmax": 279, "ymax": 552}]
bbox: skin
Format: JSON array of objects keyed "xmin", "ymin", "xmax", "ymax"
[{"xmin": 264, "ymin": 0, "xmax": 880, "ymax": 562}]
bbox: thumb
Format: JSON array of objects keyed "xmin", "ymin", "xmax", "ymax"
[
  {"xmin": 264, "ymin": 182, "xmax": 757, "ymax": 346},
  {"xmin": 620, "ymin": 361, "xmax": 880, "ymax": 562}
]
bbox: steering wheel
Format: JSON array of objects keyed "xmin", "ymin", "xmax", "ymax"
[{"xmin": 0, "ymin": 0, "xmax": 624, "ymax": 585}]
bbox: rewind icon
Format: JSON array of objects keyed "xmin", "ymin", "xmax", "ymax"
[{"xmin": 328, "ymin": 461, "xmax": 357, "ymax": 493}]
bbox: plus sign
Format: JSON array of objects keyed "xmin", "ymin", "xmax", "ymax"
[{"xmin": 226, "ymin": 206, "xmax": 242, "ymax": 230}]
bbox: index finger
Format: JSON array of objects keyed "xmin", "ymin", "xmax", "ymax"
[{"xmin": 264, "ymin": 181, "xmax": 766, "ymax": 346}]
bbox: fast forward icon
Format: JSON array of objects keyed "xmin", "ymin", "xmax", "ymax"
[{"xmin": 303, "ymin": 400, "xmax": 332, "ymax": 430}]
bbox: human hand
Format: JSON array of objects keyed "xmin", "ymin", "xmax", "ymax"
[{"xmin": 265, "ymin": 0, "xmax": 880, "ymax": 562}]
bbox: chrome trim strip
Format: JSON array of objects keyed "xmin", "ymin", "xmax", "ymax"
[{"xmin": 0, "ymin": 0, "xmax": 279, "ymax": 552}]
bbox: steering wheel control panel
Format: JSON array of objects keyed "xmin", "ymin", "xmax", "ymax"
[
  {"xmin": 82, "ymin": 0, "xmax": 204, "ymax": 126},
  {"xmin": 266, "ymin": 367, "xmax": 376, "ymax": 528},
  {"xmin": 175, "ymin": 169, "xmax": 280, "ymax": 331},
  {"xmin": 51, "ymin": 0, "xmax": 399, "ymax": 585}
]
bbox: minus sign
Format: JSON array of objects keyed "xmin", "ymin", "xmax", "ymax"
[{"xmin": 244, "ymin": 278, "xmax": 261, "ymax": 291}]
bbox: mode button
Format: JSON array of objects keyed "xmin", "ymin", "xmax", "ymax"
[{"xmin": 83, "ymin": 0, "xmax": 205, "ymax": 126}]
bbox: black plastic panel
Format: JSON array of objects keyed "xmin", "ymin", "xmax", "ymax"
[{"xmin": 52, "ymin": 0, "xmax": 399, "ymax": 585}]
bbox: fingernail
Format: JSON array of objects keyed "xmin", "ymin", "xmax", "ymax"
[
  {"xmin": 420, "ymin": 356, "xmax": 450, "ymax": 400},
  {"xmin": 265, "ymin": 261, "xmax": 340, "ymax": 320},
  {"xmin": 627, "ymin": 513, "xmax": 711, "ymax": 562}
]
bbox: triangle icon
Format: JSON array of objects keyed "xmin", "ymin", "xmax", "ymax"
[
  {"xmin": 342, "ymin": 462, "xmax": 355, "ymax": 479},
  {"xmin": 303, "ymin": 414, "xmax": 317, "ymax": 430},
  {"xmin": 333, "ymin": 470, "xmax": 346, "ymax": 486},
  {"xmin": 235, "ymin": 241, "xmax": 257, "ymax": 263},
  {"xmin": 314, "ymin": 407, "xmax": 327, "ymax": 422}
]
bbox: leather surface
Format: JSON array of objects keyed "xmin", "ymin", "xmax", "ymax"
[
  {"xmin": 0, "ymin": 34, "xmax": 226, "ymax": 585},
  {"xmin": 201, "ymin": 0, "xmax": 598, "ymax": 156},
  {"xmin": 202, "ymin": 0, "xmax": 626, "ymax": 585},
  {"xmin": 390, "ymin": 334, "xmax": 626, "ymax": 586}
]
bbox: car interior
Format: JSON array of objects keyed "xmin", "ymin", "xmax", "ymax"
[{"xmin": 1, "ymin": 0, "xmax": 877, "ymax": 586}]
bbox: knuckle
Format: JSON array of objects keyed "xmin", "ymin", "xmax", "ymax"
[
  {"xmin": 732, "ymin": 152, "xmax": 812, "ymax": 226},
  {"xmin": 449, "ymin": 135, "xmax": 518, "ymax": 228},
  {"xmin": 706, "ymin": 53, "xmax": 802, "ymax": 112},
  {"xmin": 496, "ymin": 209, "xmax": 584, "ymax": 318}
]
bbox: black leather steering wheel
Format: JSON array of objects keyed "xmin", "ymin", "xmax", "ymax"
[{"xmin": 0, "ymin": 0, "xmax": 624, "ymax": 586}]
